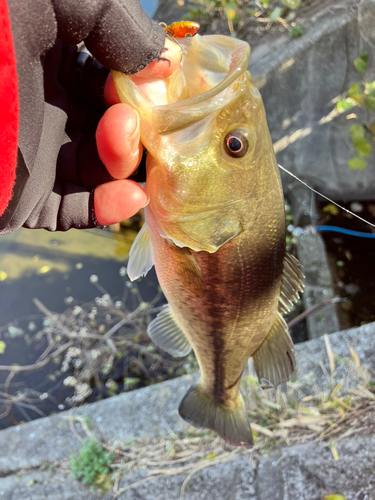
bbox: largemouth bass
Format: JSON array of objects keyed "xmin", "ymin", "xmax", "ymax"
[{"xmin": 112, "ymin": 34, "xmax": 304, "ymax": 447}]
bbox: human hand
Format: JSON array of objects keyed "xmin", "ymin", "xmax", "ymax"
[
  {"xmin": 0, "ymin": 0, "xmax": 183, "ymax": 233},
  {"xmin": 94, "ymin": 38, "xmax": 181, "ymax": 226}
]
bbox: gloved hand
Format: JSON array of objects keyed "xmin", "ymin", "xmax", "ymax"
[
  {"xmin": 95, "ymin": 38, "xmax": 181, "ymax": 226},
  {"xmin": 0, "ymin": 0, "xmax": 181, "ymax": 233}
]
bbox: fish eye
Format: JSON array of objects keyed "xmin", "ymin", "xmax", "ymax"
[
  {"xmin": 185, "ymin": 33, "xmax": 193, "ymax": 37},
  {"xmin": 224, "ymin": 131, "xmax": 249, "ymax": 158}
]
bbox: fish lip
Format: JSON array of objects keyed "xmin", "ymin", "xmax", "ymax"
[{"xmin": 153, "ymin": 36, "xmax": 250, "ymax": 135}]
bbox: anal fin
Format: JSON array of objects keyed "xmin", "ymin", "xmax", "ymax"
[
  {"xmin": 252, "ymin": 313, "xmax": 295, "ymax": 388},
  {"xmin": 279, "ymin": 253, "xmax": 304, "ymax": 314},
  {"xmin": 127, "ymin": 223, "xmax": 154, "ymax": 281},
  {"xmin": 148, "ymin": 304, "xmax": 192, "ymax": 357}
]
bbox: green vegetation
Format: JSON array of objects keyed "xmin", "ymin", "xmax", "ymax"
[
  {"xmin": 183, "ymin": 0, "xmax": 305, "ymax": 38},
  {"xmin": 71, "ymin": 439, "xmax": 115, "ymax": 492},
  {"xmin": 336, "ymin": 51, "xmax": 375, "ymax": 170},
  {"xmin": 0, "ymin": 340, "xmax": 6, "ymax": 354},
  {"xmin": 289, "ymin": 24, "xmax": 305, "ymax": 38}
]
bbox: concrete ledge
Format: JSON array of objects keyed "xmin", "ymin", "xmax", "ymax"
[{"xmin": 0, "ymin": 322, "xmax": 374, "ymax": 478}]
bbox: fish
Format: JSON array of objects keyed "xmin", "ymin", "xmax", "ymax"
[{"xmin": 112, "ymin": 34, "xmax": 304, "ymax": 447}]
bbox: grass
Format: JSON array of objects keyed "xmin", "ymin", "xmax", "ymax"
[
  {"xmin": 65, "ymin": 334, "xmax": 375, "ymax": 498},
  {"xmin": 71, "ymin": 438, "xmax": 115, "ymax": 492}
]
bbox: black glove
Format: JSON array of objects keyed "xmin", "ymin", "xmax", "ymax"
[{"xmin": 0, "ymin": 0, "xmax": 164, "ymax": 233}]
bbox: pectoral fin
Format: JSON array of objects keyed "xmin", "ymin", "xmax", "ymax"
[
  {"xmin": 252, "ymin": 313, "xmax": 295, "ymax": 388},
  {"xmin": 127, "ymin": 223, "xmax": 154, "ymax": 281},
  {"xmin": 168, "ymin": 243, "xmax": 206, "ymax": 298},
  {"xmin": 279, "ymin": 253, "xmax": 305, "ymax": 314},
  {"xmin": 148, "ymin": 304, "xmax": 191, "ymax": 357}
]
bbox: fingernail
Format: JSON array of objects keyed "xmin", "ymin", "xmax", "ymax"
[
  {"xmin": 129, "ymin": 112, "xmax": 140, "ymax": 144},
  {"xmin": 141, "ymin": 191, "xmax": 150, "ymax": 208}
]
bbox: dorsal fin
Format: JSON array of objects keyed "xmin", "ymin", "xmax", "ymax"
[
  {"xmin": 279, "ymin": 253, "xmax": 304, "ymax": 314},
  {"xmin": 148, "ymin": 304, "xmax": 191, "ymax": 357}
]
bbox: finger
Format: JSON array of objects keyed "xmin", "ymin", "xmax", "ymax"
[
  {"xmin": 94, "ymin": 179, "xmax": 148, "ymax": 226},
  {"xmin": 104, "ymin": 39, "xmax": 182, "ymax": 105},
  {"xmin": 133, "ymin": 38, "xmax": 181, "ymax": 79},
  {"xmin": 104, "ymin": 74, "xmax": 120, "ymax": 105},
  {"xmin": 96, "ymin": 103, "xmax": 143, "ymax": 179}
]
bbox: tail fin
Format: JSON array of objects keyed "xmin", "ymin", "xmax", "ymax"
[{"xmin": 179, "ymin": 385, "xmax": 253, "ymax": 447}]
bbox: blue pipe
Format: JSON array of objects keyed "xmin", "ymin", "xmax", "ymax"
[{"xmin": 316, "ymin": 225, "xmax": 375, "ymax": 239}]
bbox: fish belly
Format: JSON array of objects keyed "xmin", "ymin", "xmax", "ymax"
[{"xmin": 146, "ymin": 205, "xmax": 285, "ymax": 407}]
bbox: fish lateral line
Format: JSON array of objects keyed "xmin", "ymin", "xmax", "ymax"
[{"xmin": 278, "ymin": 163, "xmax": 375, "ymax": 230}]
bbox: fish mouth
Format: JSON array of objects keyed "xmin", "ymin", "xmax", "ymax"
[{"xmin": 152, "ymin": 37, "xmax": 250, "ymax": 135}]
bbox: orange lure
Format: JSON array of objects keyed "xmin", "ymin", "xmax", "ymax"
[{"xmin": 162, "ymin": 21, "xmax": 200, "ymax": 38}]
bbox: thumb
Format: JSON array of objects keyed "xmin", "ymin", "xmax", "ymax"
[{"xmin": 94, "ymin": 179, "xmax": 148, "ymax": 226}]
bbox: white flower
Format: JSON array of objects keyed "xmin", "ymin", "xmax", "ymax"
[
  {"xmin": 7, "ymin": 325, "xmax": 24, "ymax": 338},
  {"xmin": 90, "ymin": 274, "xmax": 98, "ymax": 283},
  {"xmin": 115, "ymin": 301, "xmax": 122, "ymax": 309},
  {"xmin": 64, "ymin": 296, "xmax": 74, "ymax": 305},
  {"xmin": 119, "ymin": 266, "xmax": 127, "ymax": 276},
  {"xmin": 79, "ymin": 327, "xmax": 88, "ymax": 337},
  {"xmin": 67, "ymin": 347, "xmax": 82, "ymax": 357},
  {"xmin": 63, "ymin": 376, "xmax": 77, "ymax": 387},
  {"xmin": 90, "ymin": 349, "xmax": 101, "ymax": 360},
  {"xmin": 101, "ymin": 294, "xmax": 111, "ymax": 307},
  {"xmin": 73, "ymin": 359, "xmax": 83, "ymax": 369},
  {"xmin": 72, "ymin": 306, "xmax": 83, "ymax": 316}
]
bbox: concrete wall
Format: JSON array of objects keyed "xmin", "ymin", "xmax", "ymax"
[{"xmin": 250, "ymin": 0, "xmax": 375, "ymax": 201}]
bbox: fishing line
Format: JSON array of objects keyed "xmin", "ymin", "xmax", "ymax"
[{"xmin": 278, "ymin": 164, "xmax": 375, "ymax": 230}]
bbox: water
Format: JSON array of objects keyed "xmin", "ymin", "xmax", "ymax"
[
  {"xmin": 140, "ymin": 0, "xmax": 159, "ymax": 18},
  {"xmin": 318, "ymin": 200, "xmax": 375, "ymax": 329},
  {"xmin": 0, "ymin": 225, "xmax": 196, "ymax": 430},
  {"xmin": 0, "ymin": 227, "xmax": 146, "ymax": 428}
]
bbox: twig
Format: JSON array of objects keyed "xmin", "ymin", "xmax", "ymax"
[
  {"xmin": 287, "ymin": 297, "xmax": 345, "ymax": 328},
  {"xmin": 111, "ymin": 476, "xmax": 157, "ymax": 499},
  {"xmin": 0, "ymin": 341, "xmax": 73, "ymax": 372},
  {"xmin": 33, "ymin": 298, "xmax": 117, "ymax": 352}
]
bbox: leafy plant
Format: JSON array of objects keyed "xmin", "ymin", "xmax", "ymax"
[
  {"xmin": 336, "ymin": 51, "xmax": 375, "ymax": 169},
  {"xmin": 289, "ymin": 24, "xmax": 305, "ymax": 38},
  {"xmin": 184, "ymin": 0, "xmax": 305, "ymax": 38},
  {"xmin": 354, "ymin": 50, "xmax": 368, "ymax": 74},
  {"xmin": 71, "ymin": 439, "xmax": 115, "ymax": 492}
]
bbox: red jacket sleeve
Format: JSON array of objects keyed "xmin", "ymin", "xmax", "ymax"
[{"xmin": 0, "ymin": 0, "xmax": 18, "ymax": 218}]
